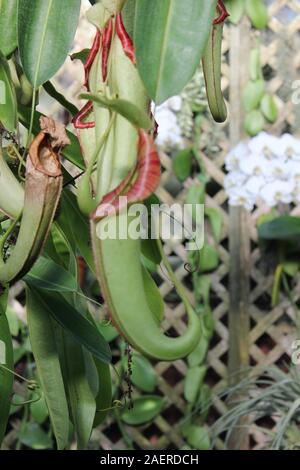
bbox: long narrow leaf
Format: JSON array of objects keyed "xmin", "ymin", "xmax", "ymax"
[
  {"xmin": 18, "ymin": 0, "xmax": 81, "ymax": 87},
  {"xmin": 0, "ymin": 51, "xmax": 17, "ymax": 131},
  {"xmin": 26, "ymin": 287, "xmax": 70, "ymax": 450},
  {"xmin": 0, "ymin": 0, "xmax": 18, "ymax": 56},
  {"xmin": 43, "ymin": 81, "xmax": 79, "ymax": 116},
  {"xmin": 80, "ymin": 93, "xmax": 152, "ymax": 130},
  {"xmin": 134, "ymin": 0, "xmax": 217, "ymax": 104},
  {"xmin": 24, "ymin": 256, "xmax": 77, "ymax": 293},
  {"xmin": 0, "ymin": 289, "xmax": 14, "ymax": 446},
  {"xmin": 56, "ymin": 329, "xmax": 96, "ymax": 449},
  {"xmin": 25, "ymin": 286, "xmax": 111, "ymax": 364},
  {"xmin": 57, "ymin": 190, "xmax": 95, "ymax": 274}
]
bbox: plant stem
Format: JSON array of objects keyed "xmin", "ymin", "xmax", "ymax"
[{"xmin": 282, "ymin": 273, "xmax": 300, "ymax": 336}]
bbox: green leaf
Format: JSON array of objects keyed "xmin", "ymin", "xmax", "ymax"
[
  {"xmin": 260, "ymin": 94, "xmax": 278, "ymax": 123},
  {"xmin": 242, "ymin": 79, "xmax": 265, "ymax": 112},
  {"xmin": 283, "ymin": 261, "xmax": 299, "ymax": 277},
  {"xmin": 141, "ymin": 238, "xmax": 162, "ymax": 269},
  {"xmin": 97, "ymin": 321, "xmax": 119, "ymax": 343},
  {"xmin": 187, "ymin": 336, "xmax": 209, "ymax": 367},
  {"xmin": 271, "ymin": 264, "xmax": 282, "ymax": 307},
  {"xmin": 202, "ymin": 306, "xmax": 215, "ymax": 339},
  {"xmin": 197, "ymin": 384, "xmax": 212, "ymax": 422},
  {"xmin": 200, "ymin": 244, "xmax": 219, "ymax": 272},
  {"xmin": 194, "ymin": 275, "xmax": 211, "ymax": 306},
  {"xmin": 0, "ymin": 51, "xmax": 17, "ymax": 131},
  {"xmin": 93, "ymin": 359, "xmax": 112, "ymax": 427},
  {"xmin": 19, "ymin": 422, "xmax": 53, "ymax": 449},
  {"xmin": 48, "ymin": 222, "xmax": 77, "ymax": 274},
  {"xmin": 30, "ymin": 393, "xmax": 49, "ymax": 424},
  {"xmin": 134, "ymin": 0, "xmax": 217, "ymax": 104},
  {"xmin": 244, "ymin": 109, "xmax": 265, "ymax": 136},
  {"xmin": 186, "ymin": 425, "xmax": 210, "ymax": 450},
  {"xmin": 26, "ymin": 286, "xmax": 112, "ymax": 364},
  {"xmin": 57, "ymin": 190, "xmax": 95, "ymax": 273},
  {"xmin": 70, "ymin": 49, "xmax": 90, "ymax": 64},
  {"xmin": 0, "ymin": 0, "xmax": 18, "ymax": 56},
  {"xmin": 26, "ymin": 287, "xmax": 70, "ymax": 450},
  {"xmin": 142, "ymin": 267, "xmax": 164, "ymax": 324},
  {"xmin": 0, "ymin": 340, "xmax": 5, "ymax": 364},
  {"xmin": 120, "ymin": 396, "xmax": 165, "ymax": 425},
  {"xmin": 226, "ymin": 0, "xmax": 245, "ymax": 25},
  {"xmin": 173, "ymin": 148, "xmax": 193, "ymax": 182},
  {"xmin": 185, "ymin": 183, "xmax": 205, "ymax": 223},
  {"xmin": 43, "ymin": 81, "xmax": 79, "ymax": 116},
  {"xmin": 141, "ymin": 196, "xmax": 162, "ymax": 271},
  {"xmin": 6, "ymin": 305, "xmax": 20, "ymax": 337},
  {"xmin": 0, "ymin": 288, "xmax": 14, "ymax": 446},
  {"xmin": 24, "ymin": 256, "xmax": 77, "ymax": 293},
  {"xmin": 205, "ymin": 207, "xmax": 222, "ymax": 242},
  {"xmin": 258, "ymin": 216, "xmax": 300, "ymax": 241},
  {"xmin": 249, "ymin": 48, "xmax": 262, "ymax": 81},
  {"xmin": 58, "ymin": 331, "xmax": 96, "ymax": 449},
  {"xmin": 131, "ymin": 354, "xmax": 157, "ymax": 392},
  {"xmin": 122, "ymin": 0, "xmax": 136, "ymax": 39},
  {"xmin": 184, "ymin": 366, "xmax": 206, "ymax": 405},
  {"xmin": 18, "ymin": 0, "xmax": 81, "ymax": 87},
  {"xmin": 246, "ymin": 0, "xmax": 268, "ymax": 30},
  {"xmin": 81, "ymin": 93, "xmax": 152, "ymax": 131}
]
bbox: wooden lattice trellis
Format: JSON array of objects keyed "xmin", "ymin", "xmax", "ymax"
[
  {"xmin": 91, "ymin": 1, "xmax": 300, "ymax": 450},
  {"xmin": 6, "ymin": 0, "xmax": 300, "ymax": 451}
]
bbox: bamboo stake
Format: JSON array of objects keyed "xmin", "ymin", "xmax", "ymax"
[{"xmin": 228, "ymin": 18, "xmax": 251, "ymax": 450}]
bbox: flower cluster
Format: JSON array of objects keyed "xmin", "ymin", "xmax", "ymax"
[
  {"xmin": 224, "ymin": 132, "xmax": 300, "ymax": 210},
  {"xmin": 154, "ymin": 96, "xmax": 183, "ymax": 148},
  {"xmin": 154, "ymin": 68, "xmax": 208, "ymax": 147}
]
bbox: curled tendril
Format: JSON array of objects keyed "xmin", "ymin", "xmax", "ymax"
[
  {"xmin": 96, "ymin": 400, "xmax": 124, "ymax": 413},
  {"xmin": 11, "ymin": 390, "xmax": 42, "ymax": 407},
  {"xmin": 27, "ymin": 379, "xmax": 39, "ymax": 391},
  {"xmin": 184, "ymin": 262, "xmax": 197, "ymax": 274},
  {"xmin": 0, "ymin": 364, "xmax": 39, "ymax": 390},
  {"xmin": 159, "ymin": 261, "xmax": 174, "ymax": 286}
]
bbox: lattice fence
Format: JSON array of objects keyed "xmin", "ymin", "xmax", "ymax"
[
  {"xmin": 6, "ymin": 0, "xmax": 300, "ymax": 451},
  {"xmin": 90, "ymin": 0, "xmax": 300, "ymax": 450}
]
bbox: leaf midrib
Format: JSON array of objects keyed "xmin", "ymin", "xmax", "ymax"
[
  {"xmin": 33, "ymin": 0, "xmax": 53, "ymax": 88},
  {"xmin": 155, "ymin": 0, "xmax": 175, "ymax": 102}
]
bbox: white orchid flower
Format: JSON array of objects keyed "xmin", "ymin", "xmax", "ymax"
[
  {"xmin": 224, "ymin": 133, "xmax": 300, "ymax": 210},
  {"xmin": 224, "ymin": 172, "xmax": 247, "ymax": 190},
  {"xmin": 244, "ymin": 176, "xmax": 265, "ymax": 196},
  {"xmin": 167, "ymin": 96, "xmax": 183, "ymax": 112},
  {"xmin": 284, "ymin": 160, "xmax": 300, "ymax": 181},
  {"xmin": 225, "ymin": 142, "xmax": 248, "ymax": 171},
  {"xmin": 228, "ymin": 187, "xmax": 256, "ymax": 210},
  {"xmin": 264, "ymin": 160, "xmax": 293, "ymax": 181},
  {"xmin": 292, "ymin": 183, "xmax": 300, "ymax": 203},
  {"xmin": 155, "ymin": 107, "xmax": 182, "ymax": 147},
  {"xmin": 260, "ymin": 181, "xmax": 293, "ymax": 207},
  {"xmin": 279, "ymin": 134, "xmax": 300, "ymax": 160},
  {"xmin": 248, "ymin": 132, "xmax": 280, "ymax": 158},
  {"xmin": 239, "ymin": 153, "xmax": 269, "ymax": 176}
]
